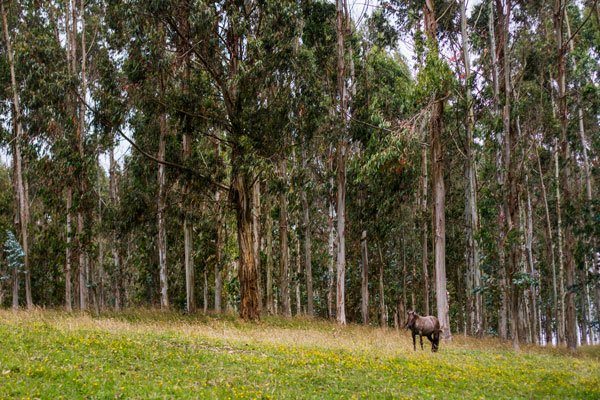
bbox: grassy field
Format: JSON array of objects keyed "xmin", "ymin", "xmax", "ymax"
[{"xmin": 0, "ymin": 310, "xmax": 598, "ymax": 399}]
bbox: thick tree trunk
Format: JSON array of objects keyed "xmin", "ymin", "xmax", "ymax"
[
  {"xmin": 424, "ymin": 0, "xmax": 450, "ymax": 340},
  {"xmin": 361, "ymin": 230, "xmax": 369, "ymax": 325},
  {"xmin": 157, "ymin": 112, "xmax": 169, "ymax": 310},
  {"xmin": 231, "ymin": 162, "xmax": 260, "ymax": 320},
  {"xmin": 278, "ymin": 157, "xmax": 291, "ymax": 317}
]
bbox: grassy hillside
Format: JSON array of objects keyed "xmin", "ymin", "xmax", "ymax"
[{"xmin": 0, "ymin": 310, "xmax": 598, "ymax": 399}]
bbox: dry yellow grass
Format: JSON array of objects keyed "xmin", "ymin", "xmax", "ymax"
[{"xmin": 0, "ymin": 309, "xmax": 598, "ymax": 399}]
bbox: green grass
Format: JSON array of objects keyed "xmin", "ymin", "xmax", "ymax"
[{"xmin": 0, "ymin": 310, "xmax": 598, "ymax": 399}]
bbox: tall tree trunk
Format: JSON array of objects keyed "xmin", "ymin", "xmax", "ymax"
[
  {"xmin": 565, "ymin": 11, "xmax": 598, "ymax": 271},
  {"xmin": 327, "ymin": 193, "xmax": 336, "ymax": 319},
  {"xmin": 157, "ymin": 111, "xmax": 169, "ymax": 310},
  {"xmin": 424, "ymin": 0, "xmax": 450, "ymax": 340},
  {"xmin": 461, "ymin": 0, "xmax": 482, "ymax": 336},
  {"xmin": 182, "ymin": 126, "xmax": 194, "ymax": 313},
  {"xmin": 554, "ymin": 0, "xmax": 577, "ymax": 351},
  {"xmin": 215, "ymin": 169, "xmax": 224, "ymax": 313},
  {"xmin": 554, "ymin": 139, "xmax": 566, "ymax": 344},
  {"xmin": 419, "ymin": 118, "xmax": 430, "ymax": 316},
  {"xmin": 499, "ymin": 0, "xmax": 521, "ymax": 351},
  {"xmin": 77, "ymin": 0, "xmax": 89, "ymax": 311},
  {"xmin": 536, "ymin": 145, "xmax": 558, "ymax": 343},
  {"xmin": 361, "ymin": 230, "xmax": 369, "ymax": 325},
  {"xmin": 295, "ymin": 230, "xmax": 302, "ymax": 316},
  {"xmin": 378, "ymin": 243, "xmax": 386, "ymax": 327},
  {"xmin": 2, "ymin": 0, "xmax": 31, "ymax": 310},
  {"xmin": 525, "ymin": 175, "xmax": 539, "ymax": 344},
  {"xmin": 301, "ymin": 146, "xmax": 314, "ymax": 316},
  {"xmin": 265, "ymin": 197, "xmax": 274, "ymax": 314},
  {"xmin": 231, "ymin": 158, "xmax": 260, "ymax": 320},
  {"xmin": 66, "ymin": 187, "xmax": 73, "ymax": 311},
  {"xmin": 252, "ymin": 180, "xmax": 262, "ymax": 313},
  {"xmin": 489, "ymin": 1, "xmax": 508, "ymax": 341},
  {"xmin": 109, "ymin": 148, "xmax": 121, "ymax": 311},
  {"xmin": 335, "ymin": 0, "xmax": 349, "ymax": 325},
  {"xmin": 278, "ymin": 157, "xmax": 291, "ymax": 317}
]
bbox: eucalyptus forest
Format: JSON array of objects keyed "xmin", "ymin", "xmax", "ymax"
[{"xmin": 1, "ymin": 0, "xmax": 599, "ymax": 360}]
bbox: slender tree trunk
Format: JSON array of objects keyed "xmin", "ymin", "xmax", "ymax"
[
  {"xmin": 554, "ymin": 0, "xmax": 577, "ymax": 351},
  {"xmin": 215, "ymin": 179, "xmax": 224, "ymax": 313},
  {"xmin": 525, "ymin": 175, "xmax": 539, "ymax": 344},
  {"xmin": 301, "ymin": 146, "xmax": 314, "ymax": 316},
  {"xmin": 335, "ymin": 0, "xmax": 349, "ymax": 325},
  {"xmin": 402, "ymin": 238, "xmax": 408, "ymax": 317},
  {"xmin": 327, "ymin": 194, "xmax": 336, "ymax": 319},
  {"xmin": 419, "ymin": 117, "xmax": 430, "ymax": 316},
  {"xmin": 182, "ymin": 131, "xmax": 195, "ymax": 313},
  {"xmin": 565, "ymin": 12, "xmax": 598, "ymax": 271},
  {"xmin": 77, "ymin": 0, "xmax": 89, "ymax": 311},
  {"xmin": 378, "ymin": 243, "xmax": 386, "ymax": 327},
  {"xmin": 554, "ymin": 139, "xmax": 566, "ymax": 344},
  {"xmin": 489, "ymin": 1, "xmax": 508, "ymax": 341},
  {"xmin": 2, "ymin": 0, "xmax": 32, "ymax": 310},
  {"xmin": 109, "ymin": 148, "xmax": 121, "ymax": 311},
  {"xmin": 278, "ymin": 157, "xmax": 291, "ymax": 317},
  {"xmin": 461, "ymin": 0, "xmax": 482, "ymax": 336},
  {"xmin": 295, "ymin": 230, "xmax": 302, "ymax": 316},
  {"xmin": 536, "ymin": 145, "xmax": 558, "ymax": 343},
  {"xmin": 361, "ymin": 230, "xmax": 369, "ymax": 325},
  {"xmin": 66, "ymin": 187, "xmax": 73, "ymax": 311},
  {"xmin": 203, "ymin": 268, "xmax": 208, "ymax": 314},
  {"xmin": 157, "ymin": 111, "xmax": 169, "ymax": 310},
  {"xmin": 265, "ymin": 197, "xmax": 274, "ymax": 314},
  {"xmin": 252, "ymin": 180, "xmax": 262, "ymax": 313}
]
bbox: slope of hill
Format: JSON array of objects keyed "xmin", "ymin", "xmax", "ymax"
[{"xmin": 0, "ymin": 310, "xmax": 598, "ymax": 399}]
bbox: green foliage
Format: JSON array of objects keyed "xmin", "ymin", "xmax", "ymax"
[
  {"xmin": 414, "ymin": 41, "xmax": 453, "ymax": 105},
  {"xmin": 3, "ymin": 231, "xmax": 24, "ymax": 271}
]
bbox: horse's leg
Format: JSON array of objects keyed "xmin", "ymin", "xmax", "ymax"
[
  {"xmin": 420, "ymin": 335, "xmax": 424, "ymax": 350},
  {"xmin": 426, "ymin": 334, "xmax": 434, "ymax": 352},
  {"xmin": 412, "ymin": 332, "xmax": 416, "ymax": 351}
]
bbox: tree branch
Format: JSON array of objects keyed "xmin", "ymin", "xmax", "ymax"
[{"xmin": 74, "ymin": 89, "xmax": 230, "ymax": 192}]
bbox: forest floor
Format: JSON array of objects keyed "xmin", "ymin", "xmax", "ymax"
[{"xmin": 0, "ymin": 310, "xmax": 598, "ymax": 399}]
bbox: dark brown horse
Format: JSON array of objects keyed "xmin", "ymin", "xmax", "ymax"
[{"xmin": 405, "ymin": 311, "xmax": 442, "ymax": 352}]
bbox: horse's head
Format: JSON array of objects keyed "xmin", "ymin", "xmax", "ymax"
[{"xmin": 405, "ymin": 310, "xmax": 416, "ymax": 329}]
